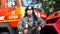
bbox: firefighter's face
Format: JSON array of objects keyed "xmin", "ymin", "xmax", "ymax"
[{"xmin": 27, "ymin": 10, "xmax": 33, "ymax": 15}]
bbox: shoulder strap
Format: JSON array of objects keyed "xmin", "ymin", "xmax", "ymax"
[{"xmin": 33, "ymin": 16, "xmax": 37, "ymax": 27}]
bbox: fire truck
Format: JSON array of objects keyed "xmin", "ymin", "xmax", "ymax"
[{"xmin": 45, "ymin": 11, "xmax": 60, "ymax": 34}]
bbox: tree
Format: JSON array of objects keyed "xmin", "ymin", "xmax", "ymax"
[
  {"xmin": 43, "ymin": 0, "xmax": 55, "ymax": 15},
  {"xmin": 53, "ymin": 0, "xmax": 60, "ymax": 12},
  {"xmin": 43, "ymin": 0, "xmax": 60, "ymax": 15}
]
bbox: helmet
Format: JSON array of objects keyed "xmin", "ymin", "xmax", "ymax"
[{"xmin": 25, "ymin": 6, "xmax": 34, "ymax": 11}]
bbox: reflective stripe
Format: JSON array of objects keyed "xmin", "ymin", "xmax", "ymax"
[{"xmin": 0, "ymin": 16, "xmax": 4, "ymax": 20}]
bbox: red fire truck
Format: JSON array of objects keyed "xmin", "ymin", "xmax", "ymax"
[{"xmin": 46, "ymin": 11, "xmax": 60, "ymax": 34}]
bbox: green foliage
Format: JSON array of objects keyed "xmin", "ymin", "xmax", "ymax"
[
  {"xmin": 54, "ymin": 0, "xmax": 60, "ymax": 12},
  {"xmin": 43, "ymin": 0, "xmax": 60, "ymax": 15}
]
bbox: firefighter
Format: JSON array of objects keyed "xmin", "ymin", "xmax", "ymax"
[{"xmin": 17, "ymin": 6, "xmax": 46, "ymax": 34}]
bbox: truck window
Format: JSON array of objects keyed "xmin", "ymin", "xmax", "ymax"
[{"xmin": 6, "ymin": 0, "xmax": 17, "ymax": 8}]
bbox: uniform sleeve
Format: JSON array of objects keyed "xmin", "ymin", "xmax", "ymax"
[
  {"xmin": 17, "ymin": 17, "xmax": 24, "ymax": 31},
  {"xmin": 37, "ymin": 17, "xmax": 46, "ymax": 28}
]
